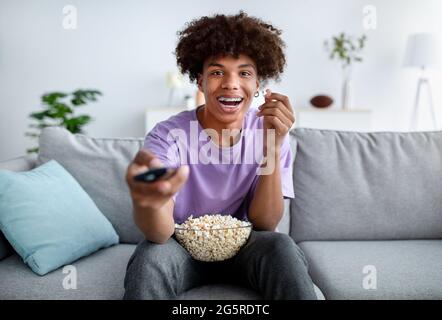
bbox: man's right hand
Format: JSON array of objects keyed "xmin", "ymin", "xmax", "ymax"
[{"xmin": 126, "ymin": 149, "xmax": 189, "ymax": 211}]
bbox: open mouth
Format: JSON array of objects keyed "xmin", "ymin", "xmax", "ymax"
[{"xmin": 217, "ymin": 96, "xmax": 244, "ymax": 113}]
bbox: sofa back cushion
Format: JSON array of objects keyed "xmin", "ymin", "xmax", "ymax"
[
  {"xmin": 37, "ymin": 127, "xmax": 144, "ymax": 244},
  {"xmin": 289, "ymin": 128, "xmax": 442, "ymax": 241}
]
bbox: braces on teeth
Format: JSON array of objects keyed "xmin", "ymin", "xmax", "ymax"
[{"xmin": 218, "ymin": 97, "xmax": 243, "ymax": 102}]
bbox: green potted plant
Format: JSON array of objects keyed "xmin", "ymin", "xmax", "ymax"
[
  {"xmin": 26, "ymin": 89, "xmax": 102, "ymax": 153},
  {"xmin": 324, "ymin": 32, "xmax": 367, "ymax": 110}
]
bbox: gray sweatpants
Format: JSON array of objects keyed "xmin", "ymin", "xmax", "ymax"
[{"xmin": 123, "ymin": 230, "xmax": 317, "ymax": 300}]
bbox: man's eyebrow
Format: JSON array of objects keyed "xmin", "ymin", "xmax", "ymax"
[
  {"xmin": 207, "ymin": 63, "xmax": 224, "ymax": 68},
  {"xmin": 238, "ymin": 64, "xmax": 257, "ymax": 71},
  {"xmin": 207, "ymin": 62, "xmax": 256, "ymax": 71}
]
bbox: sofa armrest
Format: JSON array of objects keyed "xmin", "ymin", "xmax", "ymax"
[{"xmin": 0, "ymin": 154, "xmax": 38, "ymax": 172}]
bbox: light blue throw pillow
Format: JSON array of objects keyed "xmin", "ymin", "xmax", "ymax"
[{"xmin": 0, "ymin": 160, "xmax": 119, "ymax": 275}]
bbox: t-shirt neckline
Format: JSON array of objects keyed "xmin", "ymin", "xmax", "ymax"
[{"xmin": 194, "ymin": 105, "xmax": 246, "ymax": 150}]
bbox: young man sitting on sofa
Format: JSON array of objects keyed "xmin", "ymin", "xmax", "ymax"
[{"xmin": 123, "ymin": 11, "xmax": 316, "ymax": 300}]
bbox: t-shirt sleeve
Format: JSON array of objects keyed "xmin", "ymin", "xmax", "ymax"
[
  {"xmin": 143, "ymin": 123, "xmax": 181, "ymax": 202},
  {"xmin": 143, "ymin": 123, "xmax": 180, "ymax": 168},
  {"xmin": 247, "ymin": 134, "xmax": 295, "ymax": 200}
]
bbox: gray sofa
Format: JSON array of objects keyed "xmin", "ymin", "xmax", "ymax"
[{"xmin": 1, "ymin": 126, "xmax": 441, "ymax": 300}]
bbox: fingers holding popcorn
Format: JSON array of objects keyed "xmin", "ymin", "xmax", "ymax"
[{"xmin": 257, "ymin": 90, "xmax": 296, "ymax": 143}]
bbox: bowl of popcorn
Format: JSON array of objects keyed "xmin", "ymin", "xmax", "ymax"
[{"xmin": 174, "ymin": 214, "xmax": 252, "ymax": 262}]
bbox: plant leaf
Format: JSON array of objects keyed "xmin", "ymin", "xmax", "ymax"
[
  {"xmin": 29, "ymin": 111, "xmax": 50, "ymax": 120},
  {"xmin": 41, "ymin": 92, "xmax": 67, "ymax": 105},
  {"xmin": 26, "ymin": 147, "xmax": 39, "ymax": 154}
]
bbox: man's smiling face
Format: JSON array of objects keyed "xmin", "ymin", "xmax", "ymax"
[{"xmin": 197, "ymin": 54, "xmax": 259, "ymax": 126}]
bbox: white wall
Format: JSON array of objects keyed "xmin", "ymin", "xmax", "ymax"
[{"xmin": 1, "ymin": 0, "xmax": 441, "ymax": 161}]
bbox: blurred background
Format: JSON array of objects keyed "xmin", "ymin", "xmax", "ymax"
[{"xmin": 0, "ymin": 0, "xmax": 441, "ymax": 161}]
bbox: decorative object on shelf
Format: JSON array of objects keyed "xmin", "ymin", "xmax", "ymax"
[
  {"xmin": 26, "ymin": 89, "xmax": 101, "ymax": 154},
  {"xmin": 324, "ymin": 32, "xmax": 367, "ymax": 110},
  {"xmin": 403, "ymin": 33, "xmax": 440, "ymax": 130},
  {"xmin": 310, "ymin": 95, "xmax": 334, "ymax": 108},
  {"xmin": 166, "ymin": 70, "xmax": 184, "ymax": 107}
]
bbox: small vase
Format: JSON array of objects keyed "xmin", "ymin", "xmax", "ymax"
[{"xmin": 342, "ymin": 67, "xmax": 353, "ymax": 110}]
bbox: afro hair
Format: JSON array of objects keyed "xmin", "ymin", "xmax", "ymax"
[{"xmin": 175, "ymin": 11, "xmax": 286, "ymax": 84}]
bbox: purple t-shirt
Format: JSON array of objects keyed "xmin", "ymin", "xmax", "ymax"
[{"xmin": 144, "ymin": 105, "xmax": 295, "ymax": 224}]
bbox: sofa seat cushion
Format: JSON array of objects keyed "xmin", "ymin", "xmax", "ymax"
[
  {"xmin": 0, "ymin": 241, "xmax": 325, "ymax": 300},
  {"xmin": 299, "ymin": 240, "xmax": 442, "ymax": 300},
  {"xmin": 0, "ymin": 244, "xmax": 135, "ymax": 299}
]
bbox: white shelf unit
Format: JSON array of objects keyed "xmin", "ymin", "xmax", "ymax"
[{"xmin": 294, "ymin": 107, "xmax": 372, "ymax": 131}]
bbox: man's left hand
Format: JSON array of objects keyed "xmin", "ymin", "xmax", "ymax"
[{"xmin": 256, "ymin": 89, "xmax": 296, "ymax": 151}]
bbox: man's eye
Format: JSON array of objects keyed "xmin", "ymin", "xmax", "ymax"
[
  {"xmin": 211, "ymin": 71, "xmax": 223, "ymax": 76},
  {"xmin": 240, "ymin": 71, "xmax": 252, "ymax": 77}
]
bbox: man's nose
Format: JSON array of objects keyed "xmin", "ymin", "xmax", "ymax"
[{"xmin": 221, "ymin": 74, "xmax": 240, "ymax": 90}]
